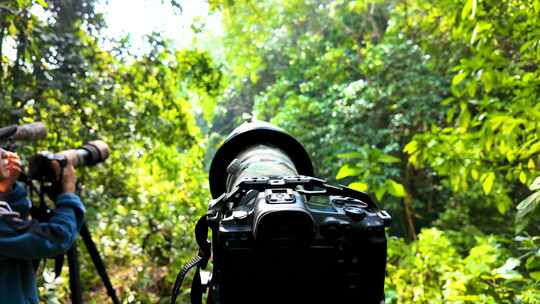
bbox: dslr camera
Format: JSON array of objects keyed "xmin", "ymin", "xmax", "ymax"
[{"xmin": 172, "ymin": 121, "xmax": 391, "ymax": 304}]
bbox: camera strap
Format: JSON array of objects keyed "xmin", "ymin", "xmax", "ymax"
[
  {"xmin": 25, "ymin": 171, "xmax": 67, "ymax": 277},
  {"xmin": 171, "ymin": 214, "xmax": 211, "ymax": 304}
]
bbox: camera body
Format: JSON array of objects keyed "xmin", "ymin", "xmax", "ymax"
[
  {"xmin": 171, "ymin": 121, "xmax": 391, "ymax": 304},
  {"xmin": 208, "ymin": 175, "xmax": 390, "ymax": 304}
]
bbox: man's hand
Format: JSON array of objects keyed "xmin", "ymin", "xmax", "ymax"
[
  {"xmin": 0, "ymin": 151, "xmax": 22, "ymax": 193},
  {"xmin": 51, "ymin": 159, "xmax": 76, "ymax": 194}
]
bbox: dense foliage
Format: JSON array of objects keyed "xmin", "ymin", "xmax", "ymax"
[
  {"xmin": 1, "ymin": 0, "xmax": 539, "ymax": 303},
  {"xmin": 213, "ymin": 0, "xmax": 540, "ymax": 302}
]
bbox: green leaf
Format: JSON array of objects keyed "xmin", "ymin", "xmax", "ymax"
[
  {"xmin": 531, "ymin": 271, "xmax": 540, "ymax": 280},
  {"xmin": 516, "ymin": 191, "xmax": 540, "ymax": 220},
  {"xmin": 403, "ymin": 140, "xmax": 418, "ymax": 154},
  {"xmin": 462, "ymin": 0, "xmax": 472, "ymax": 20},
  {"xmin": 349, "ymin": 182, "xmax": 368, "ymax": 192},
  {"xmin": 527, "ymin": 141, "xmax": 540, "ymax": 158},
  {"xmin": 337, "ymin": 151, "xmax": 363, "ymax": 159},
  {"xmin": 520, "ymin": 171, "xmax": 528, "ymax": 184},
  {"xmin": 480, "ymin": 70, "xmax": 494, "ymax": 92},
  {"xmin": 468, "ymin": 0, "xmax": 477, "ymax": 19},
  {"xmin": 116, "ymin": 205, "xmax": 128, "ymax": 216},
  {"xmin": 481, "ymin": 172, "xmax": 495, "ymax": 194},
  {"xmin": 458, "ymin": 103, "xmax": 471, "ymax": 131},
  {"xmin": 466, "ymin": 80, "xmax": 477, "ymax": 96},
  {"xmin": 470, "ymin": 23, "xmax": 479, "ymax": 44},
  {"xmin": 530, "ymin": 176, "xmax": 540, "ymax": 191},
  {"xmin": 526, "ymin": 254, "xmax": 540, "ymax": 271},
  {"xmin": 447, "ymin": 105, "xmax": 457, "ymax": 123},
  {"xmin": 379, "ymin": 154, "xmax": 400, "ymax": 164},
  {"xmin": 471, "ymin": 168, "xmax": 479, "ymax": 180},
  {"xmin": 387, "ymin": 179, "xmax": 406, "ymax": 197},
  {"xmin": 375, "ymin": 187, "xmax": 386, "ymax": 201},
  {"xmin": 452, "ymin": 72, "xmax": 467, "ymax": 86},
  {"xmin": 528, "ymin": 159, "xmax": 536, "ymax": 170},
  {"xmin": 336, "ymin": 164, "xmax": 359, "ymax": 180},
  {"xmin": 35, "ymin": 0, "xmax": 48, "ymax": 7},
  {"xmin": 459, "ymin": 0, "xmax": 478, "ymax": 20},
  {"xmin": 495, "ymin": 194, "xmax": 512, "ymax": 214},
  {"xmin": 8, "ymin": 23, "xmax": 17, "ymax": 36},
  {"xmin": 495, "ymin": 258, "xmax": 521, "ymax": 279}
]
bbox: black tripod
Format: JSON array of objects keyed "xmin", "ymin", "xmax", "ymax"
[
  {"xmin": 66, "ymin": 222, "xmax": 120, "ymax": 304},
  {"xmin": 27, "ymin": 176, "xmax": 120, "ymax": 304}
]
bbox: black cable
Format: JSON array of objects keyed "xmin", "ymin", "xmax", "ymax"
[
  {"xmin": 171, "ymin": 255, "xmax": 203, "ymax": 304},
  {"xmin": 171, "ymin": 215, "xmax": 212, "ymax": 303}
]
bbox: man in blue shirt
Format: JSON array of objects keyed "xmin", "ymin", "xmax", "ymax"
[{"xmin": 0, "ymin": 150, "xmax": 85, "ymax": 304}]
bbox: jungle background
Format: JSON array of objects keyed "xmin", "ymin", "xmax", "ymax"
[{"xmin": 1, "ymin": 0, "xmax": 539, "ymax": 303}]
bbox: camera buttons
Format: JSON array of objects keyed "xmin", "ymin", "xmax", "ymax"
[{"xmin": 344, "ymin": 206, "xmax": 367, "ymax": 221}]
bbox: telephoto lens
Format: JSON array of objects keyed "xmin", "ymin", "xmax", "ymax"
[
  {"xmin": 0, "ymin": 122, "xmax": 47, "ymax": 180},
  {"xmin": 58, "ymin": 140, "xmax": 110, "ymax": 168},
  {"xmin": 12, "ymin": 122, "xmax": 47, "ymax": 141},
  {"xmin": 0, "ymin": 122, "xmax": 47, "ymax": 142},
  {"xmin": 28, "ymin": 140, "xmax": 110, "ymax": 182}
]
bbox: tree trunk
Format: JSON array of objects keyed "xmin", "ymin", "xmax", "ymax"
[
  {"xmin": 403, "ymin": 163, "xmax": 417, "ymax": 241},
  {"xmin": 403, "ymin": 193, "xmax": 417, "ymax": 241}
]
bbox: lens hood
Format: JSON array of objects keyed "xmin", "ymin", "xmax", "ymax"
[{"xmin": 209, "ymin": 120, "xmax": 314, "ymax": 198}]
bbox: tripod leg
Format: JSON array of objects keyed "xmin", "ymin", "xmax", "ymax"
[
  {"xmin": 67, "ymin": 245, "xmax": 83, "ymax": 304},
  {"xmin": 80, "ymin": 223, "xmax": 121, "ymax": 304}
]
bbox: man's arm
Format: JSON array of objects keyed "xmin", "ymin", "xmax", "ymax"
[{"xmin": 0, "ymin": 183, "xmax": 85, "ymax": 259}]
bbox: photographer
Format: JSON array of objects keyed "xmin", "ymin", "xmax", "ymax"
[{"xmin": 0, "ymin": 150, "xmax": 85, "ymax": 304}]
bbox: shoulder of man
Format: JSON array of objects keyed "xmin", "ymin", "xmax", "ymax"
[
  {"xmin": 0, "ymin": 201, "xmax": 18, "ymax": 218},
  {"xmin": 0, "ymin": 200, "xmax": 30, "ymax": 235},
  {"xmin": 0, "ymin": 200, "xmax": 65, "ymax": 243}
]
